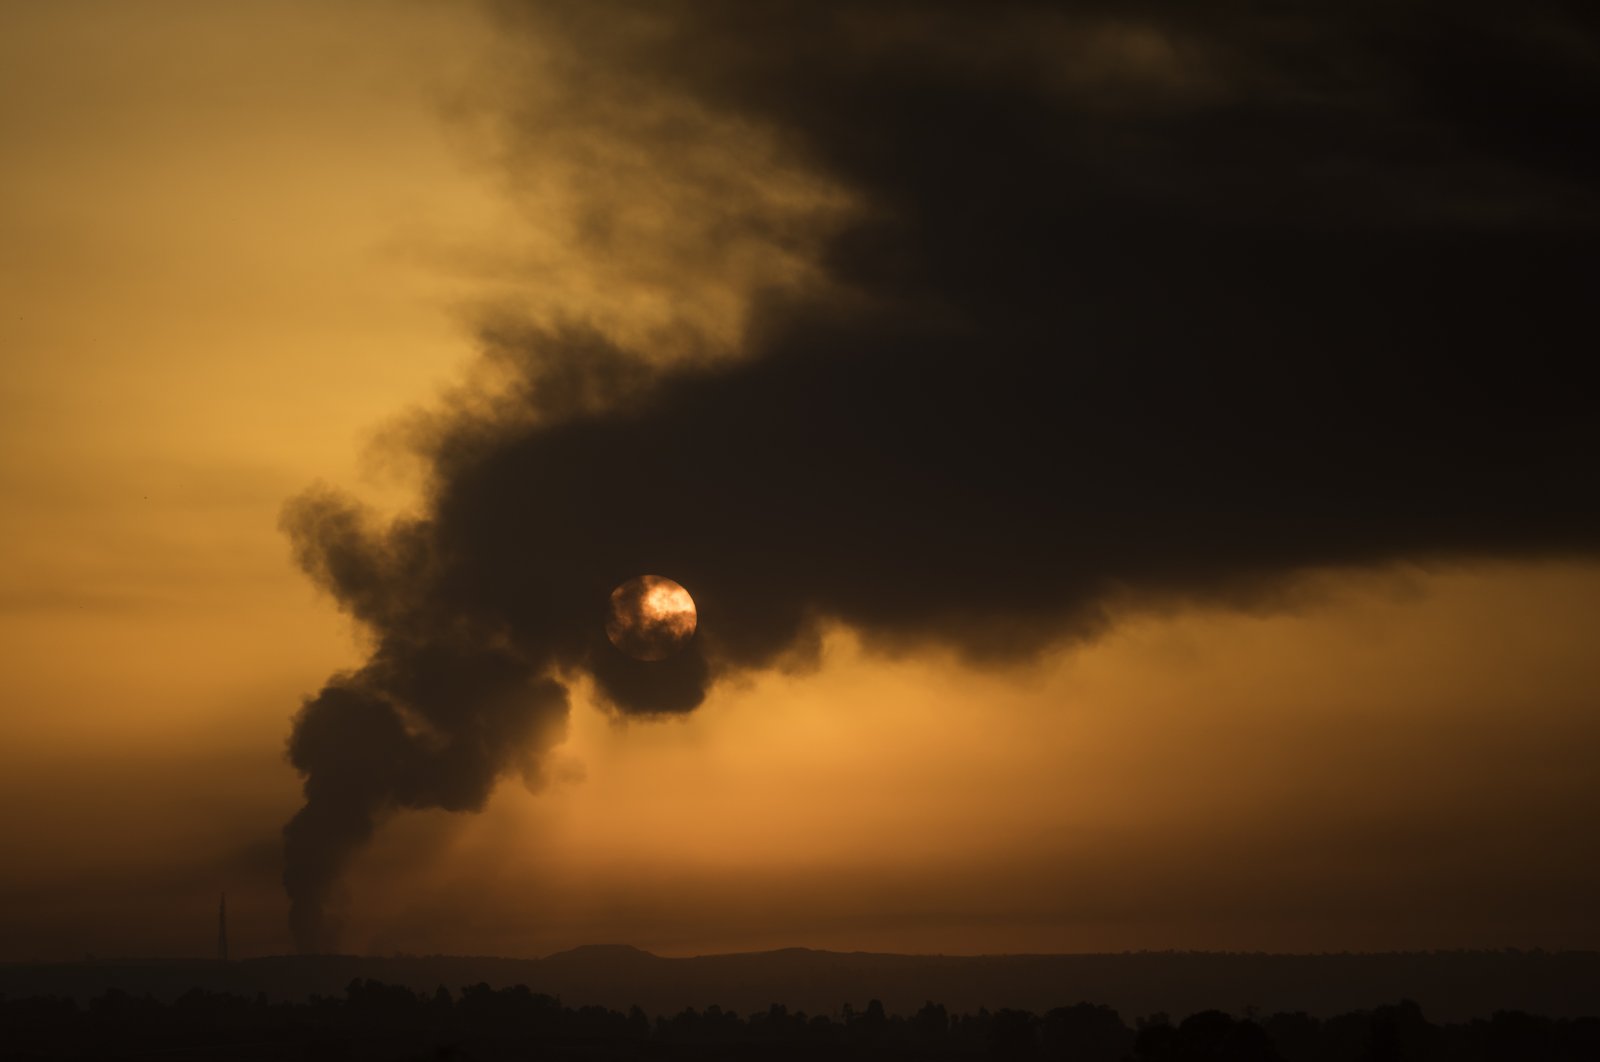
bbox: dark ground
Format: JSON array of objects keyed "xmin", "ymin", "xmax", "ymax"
[
  {"xmin": 5, "ymin": 965, "xmax": 1600, "ymax": 1061},
  {"xmin": 3, "ymin": 947, "xmax": 1597, "ymax": 1020}
]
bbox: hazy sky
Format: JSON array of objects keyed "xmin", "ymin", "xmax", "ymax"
[{"xmin": 2, "ymin": 1, "xmax": 1597, "ymax": 961}]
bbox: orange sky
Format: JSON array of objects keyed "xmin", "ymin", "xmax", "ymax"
[{"xmin": 2, "ymin": 2, "xmax": 1597, "ymax": 961}]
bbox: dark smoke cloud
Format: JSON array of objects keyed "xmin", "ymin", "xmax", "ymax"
[{"xmin": 281, "ymin": 0, "xmax": 1600, "ymax": 950}]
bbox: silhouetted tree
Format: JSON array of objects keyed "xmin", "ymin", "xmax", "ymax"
[{"xmin": 913, "ymin": 1000, "xmax": 950, "ymax": 1046}]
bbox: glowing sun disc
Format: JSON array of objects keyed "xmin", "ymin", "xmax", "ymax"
[{"xmin": 606, "ymin": 575, "xmax": 697, "ymax": 661}]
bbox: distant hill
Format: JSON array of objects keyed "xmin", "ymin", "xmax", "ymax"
[{"xmin": 3, "ymin": 948, "xmax": 1596, "ymax": 1022}]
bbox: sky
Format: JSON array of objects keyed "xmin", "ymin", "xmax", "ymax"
[{"xmin": 1, "ymin": 0, "xmax": 1597, "ymax": 961}]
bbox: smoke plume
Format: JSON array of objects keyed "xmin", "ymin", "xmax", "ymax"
[{"xmin": 281, "ymin": 1, "xmax": 1600, "ymax": 951}]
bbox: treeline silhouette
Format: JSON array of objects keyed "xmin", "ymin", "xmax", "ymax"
[{"xmin": 4, "ymin": 979, "xmax": 1598, "ymax": 1061}]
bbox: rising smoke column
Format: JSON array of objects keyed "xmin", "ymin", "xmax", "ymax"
[
  {"xmin": 279, "ymin": 490, "xmax": 571, "ymax": 952},
  {"xmin": 280, "ymin": 1, "xmax": 1600, "ymax": 951}
]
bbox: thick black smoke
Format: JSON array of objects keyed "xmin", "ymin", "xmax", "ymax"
[{"xmin": 282, "ymin": 1, "xmax": 1600, "ymax": 951}]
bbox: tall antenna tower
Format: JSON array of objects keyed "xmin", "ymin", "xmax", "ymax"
[{"xmin": 217, "ymin": 893, "xmax": 229, "ymax": 964}]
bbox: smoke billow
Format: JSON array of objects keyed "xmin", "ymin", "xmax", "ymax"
[{"xmin": 281, "ymin": 1, "xmax": 1600, "ymax": 951}]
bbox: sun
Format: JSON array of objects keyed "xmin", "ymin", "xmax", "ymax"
[{"xmin": 606, "ymin": 575, "xmax": 698, "ymax": 661}]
